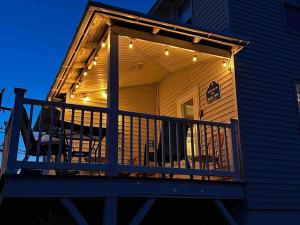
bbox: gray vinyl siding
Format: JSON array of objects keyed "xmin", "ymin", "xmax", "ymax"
[
  {"xmin": 228, "ymin": 0, "xmax": 300, "ymax": 209},
  {"xmin": 192, "ymin": 0, "xmax": 230, "ymax": 33}
]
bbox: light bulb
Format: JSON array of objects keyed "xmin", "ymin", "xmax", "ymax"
[
  {"xmin": 129, "ymin": 41, "xmax": 133, "ymax": 49},
  {"xmin": 93, "ymin": 60, "xmax": 97, "ymax": 65},
  {"xmin": 193, "ymin": 55, "xmax": 197, "ymax": 62},
  {"xmin": 165, "ymin": 48, "xmax": 169, "ymax": 56},
  {"xmin": 83, "ymin": 95, "xmax": 88, "ymax": 101},
  {"xmin": 75, "ymin": 83, "xmax": 79, "ymax": 89},
  {"xmin": 83, "ymin": 71, "xmax": 88, "ymax": 76},
  {"xmin": 101, "ymin": 42, "xmax": 106, "ymax": 48},
  {"xmin": 101, "ymin": 91, "xmax": 107, "ymax": 99},
  {"xmin": 223, "ymin": 61, "xmax": 227, "ymax": 68},
  {"xmin": 70, "ymin": 92, "xmax": 74, "ymax": 99}
]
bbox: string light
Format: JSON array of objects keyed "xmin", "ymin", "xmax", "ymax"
[
  {"xmin": 165, "ymin": 46, "xmax": 169, "ymax": 56},
  {"xmin": 93, "ymin": 59, "xmax": 97, "ymax": 65},
  {"xmin": 223, "ymin": 59, "xmax": 227, "ymax": 68},
  {"xmin": 193, "ymin": 54, "xmax": 197, "ymax": 62},
  {"xmin": 70, "ymin": 92, "xmax": 74, "ymax": 99},
  {"xmin": 101, "ymin": 91, "xmax": 107, "ymax": 99},
  {"xmin": 83, "ymin": 95, "xmax": 88, "ymax": 102},
  {"xmin": 129, "ymin": 40, "xmax": 133, "ymax": 49},
  {"xmin": 75, "ymin": 83, "xmax": 80, "ymax": 89},
  {"xmin": 83, "ymin": 71, "xmax": 88, "ymax": 76},
  {"xmin": 101, "ymin": 42, "xmax": 106, "ymax": 48}
]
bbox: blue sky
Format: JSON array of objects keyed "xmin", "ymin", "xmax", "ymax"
[{"xmin": 0, "ymin": 0, "xmax": 156, "ymax": 150}]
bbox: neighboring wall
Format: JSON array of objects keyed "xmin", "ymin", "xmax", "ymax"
[
  {"xmin": 192, "ymin": 0, "xmax": 230, "ymax": 33},
  {"xmin": 228, "ymin": 0, "xmax": 300, "ymax": 211},
  {"xmin": 159, "ymin": 58, "xmax": 236, "ymax": 123}
]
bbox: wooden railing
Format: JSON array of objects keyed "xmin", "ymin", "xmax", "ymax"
[{"xmin": 1, "ymin": 88, "xmax": 241, "ymax": 180}]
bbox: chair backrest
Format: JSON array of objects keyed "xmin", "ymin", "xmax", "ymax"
[
  {"xmin": 20, "ymin": 107, "xmax": 37, "ymax": 155},
  {"xmin": 157, "ymin": 121, "xmax": 188, "ymax": 162}
]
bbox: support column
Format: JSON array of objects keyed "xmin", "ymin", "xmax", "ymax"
[
  {"xmin": 103, "ymin": 196, "xmax": 118, "ymax": 225},
  {"xmin": 7, "ymin": 88, "xmax": 26, "ymax": 173},
  {"xmin": 106, "ymin": 30, "xmax": 119, "ymax": 176}
]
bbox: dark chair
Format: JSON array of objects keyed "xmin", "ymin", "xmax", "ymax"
[{"xmin": 143, "ymin": 121, "xmax": 191, "ymax": 177}]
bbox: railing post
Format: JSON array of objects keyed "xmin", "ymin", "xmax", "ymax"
[
  {"xmin": 230, "ymin": 118, "xmax": 240, "ymax": 181},
  {"xmin": 106, "ymin": 29, "xmax": 119, "ymax": 176},
  {"xmin": 6, "ymin": 88, "xmax": 26, "ymax": 173}
]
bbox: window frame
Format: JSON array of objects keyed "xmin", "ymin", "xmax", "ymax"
[{"xmin": 282, "ymin": 1, "xmax": 300, "ymax": 35}]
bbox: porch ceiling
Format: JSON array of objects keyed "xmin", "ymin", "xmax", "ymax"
[{"xmin": 73, "ymin": 37, "xmax": 217, "ymax": 95}]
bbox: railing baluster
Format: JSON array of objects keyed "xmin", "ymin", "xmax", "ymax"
[
  {"xmin": 224, "ymin": 126, "xmax": 230, "ymax": 171},
  {"xmin": 58, "ymin": 106, "xmax": 65, "ymax": 162},
  {"xmin": 154, "ymin": 119, "xmax": 158, "ymax": 167},
  {"xmin": 146, "ymin": 118, "xmax": 149, "ymax": 167},
  {"xmin": 168, "ymin": 121, "xmax": 173, "ymax": 168},
  {"xmin": 130, "ymin": 115, "xmax": 133, "ymax": 166},
  {"xmin": 121, "ymin": 114, "xmax": 125, "ymax": 165},
  {"xmin": 183, "ymin": 123, "xmax": 188, "ymax": 169},
  {"xmin": 88, "ymin": 110, "xmax": 94, "ymax": 164},
  {"xmin": 211, "ymin": 125, "xmax": 216, "ymax": 172},
  {"xmin": 47, "ymin": 105, "xmax": 55, "ymax": 162},
  {"xmin": 161, "ymin": 121, "xmax": 165, "ymax": 168},
  {"xmin": 190, "ymin": 123, "xmax": 195, "ymax": 169},
  {"xmin": 204, "ymin": 124, "xmax": 209, "ymax": 171},
  {"xmin": 68, "ymin": 107, "xmax": 75, "ymax": 162},
  {"xmin": 36, "ymin": 105, "xmax": 44, "ymax": 162},
  {"xmin": 176, "ymin": 122, "xmax": 180, "ymax": 169},
  {"xmin": 196, "ymin": 123, "xmax": 202, "ymax": 170},
  {"xmin": 25, "ymin": 105, "xmax": 34, "ymax": 160},
  {"xmin": 97, "ymin": 112, "xmax": 103, "ymax": 163},
  {"xmin": 217, "ymin": 126, "xmax": 223, "ymax": 170},
  {"xmin": 78, "ymin": 109, "xmax": 84, "ymax": 163},
  {"xmin": 138, "ymin": 116, "xmax": 141, "ymax": 166}
]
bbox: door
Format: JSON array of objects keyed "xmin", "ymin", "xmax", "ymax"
[{"xmin": 177, "ymin": 88, "xmax": 199, "ymax": 156}]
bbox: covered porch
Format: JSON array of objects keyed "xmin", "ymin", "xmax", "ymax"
[{"xmin": 1, "ymin": 3, "xmax": 246, "ymax": 181}]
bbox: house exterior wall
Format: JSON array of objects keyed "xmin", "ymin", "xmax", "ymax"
[
  {"xmin": 159, "ymin": 58, "xmax": 237, "ymax": 123},
  {"xmin": 150, "ymin": 0, "xmax": 300, "ymax": 222}
]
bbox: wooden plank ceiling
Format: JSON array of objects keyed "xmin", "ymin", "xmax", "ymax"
[{"xmin": 71, "ymin": 36, "xmax": 217, "ymax": 96}]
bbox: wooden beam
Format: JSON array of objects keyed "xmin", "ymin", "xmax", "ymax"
[
  {"xmin": 60, "ymin": 198, "xmax": 89, "ymax": 225},
  {"xmin": 152, "ymin": 27, "xmax": 160, "ymax": 35},
  {"xmin": 129, "ymin": 198, "xmax": 156, "ymax": 225},
  {"xmin": 111, "ymin": 26, "xmax": 231, "ymax": 58},
  {"xmin": 103, "ymin": 197, "xmax": 118, "ymax": 225},
  {"xmin": 84, "ymin": 42, "xmax": 98, "ymax": 49},
  {"xmin": 213, "ymin": 199, "xmax": 239, "ymax": 225},
  {"xmin": 106, "ymin": 30, "xmax": 119, "ymax": 176},
  {"xmin": 72, "ymin": 63, "xmax": 86, "ymax": 69}
]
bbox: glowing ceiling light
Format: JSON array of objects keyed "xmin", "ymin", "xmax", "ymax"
[
  {"xmin": 83, "ymin": 95, "xmax": 88, "ymax": 102},
  {"xmin": 75, "ymin": 83, "xmax": 80, "ymax": 89},
  {"xmin": 193, "ymin": 54, "xmax": 197, "ymax": 62},
  {"xmin": 164, "ymin": 47, "xmax": 169, "ymax": 56},
  {"xmin": 129, "ymin": 40, "xmax": 133, "ymax": 49},
  {"xmin": 101, "ymin": 42, "xmax": 106, "ymax": 48},
  {"xmin": 83, "ymin": 71, "xmax": 88, "ymax": 76},
  {"xmin": 93, "ymin": 59, "xmax": 97, "ymax": 65},
  {"xmin": 223, "ymin": 60, "xmax": 227, "ymax": 68},
  {"xmin": 101, "ymin": 91, "xmax": 107, "ymax": 99},
  {"xmin": 70, "ymin": 92, "xmax": 74, "ymax": 99}
]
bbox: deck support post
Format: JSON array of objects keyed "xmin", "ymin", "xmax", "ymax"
[
  {"xmin": 6, "ymin": 88, "xmax": 26, "ymax": 173},
  {"xmin": 106, "ymin": 29, "xmax": 119, "ymax": 176},
  {"xmin": 103, "ymin": 196, "xmax": 118, "ymax": 225},
  {"xmin": 129, "ymin": 198, "xmax": 156, "ymax": 225},
  {"xmin": 230, "ymin": 119, "xmax": 240, "ymax": 181},
  {"xmin": 213, "ymin": 199, "xmax": 239, "ymax": 225},
  {"xmin": 60, "ymin": 198, "xmax": 89, "ymax": 225}
]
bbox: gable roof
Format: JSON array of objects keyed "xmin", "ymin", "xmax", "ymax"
[{"xmin": 47, "ymin": 1, "xmax": 248, "ymax": 100}]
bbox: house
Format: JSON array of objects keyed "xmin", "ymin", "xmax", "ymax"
[{"xmin": 0, "ymin": 0, "xmax": 299, "ymax": 224}]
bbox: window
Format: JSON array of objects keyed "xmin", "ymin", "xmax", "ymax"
[
  {"xmin": 177, "ymin": 0, "xmax": 192, "ymax": 24},
  {"xmin": 284, "ymin": 3, "xmax": 300, "ymax": 33}
]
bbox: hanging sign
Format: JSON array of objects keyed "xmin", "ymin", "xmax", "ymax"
[{"xmin": 206, "ymin": 81, "xmax": 221, "ymax": 105}]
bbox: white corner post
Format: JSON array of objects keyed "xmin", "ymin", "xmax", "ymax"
[
  {"xmin": 7, "ymin": 88, "xmax": 26, "ymax": 173},
  {"xmin": 106, "ymin": 29, "xmax": 119, "ymax": 176}
]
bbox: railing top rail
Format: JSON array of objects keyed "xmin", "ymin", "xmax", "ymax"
[
  {"xmin": 23, "ymin": 98, "xmax": 109, "ymax": 113},
  {"xmin": 118, "ymin": 109, "xmax": 231, "ymax": 127}
]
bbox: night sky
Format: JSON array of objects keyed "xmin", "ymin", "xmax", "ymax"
[{"xmin": 0, "ymin": 0, "xmax": 155, "ymax": 149}]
